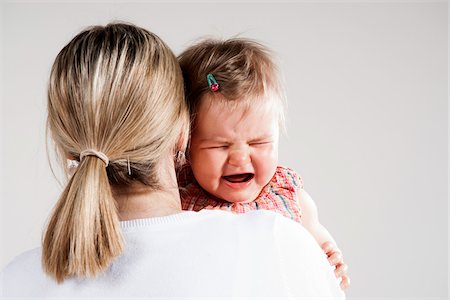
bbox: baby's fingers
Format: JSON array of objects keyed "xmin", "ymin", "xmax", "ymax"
[
  {"xmin": 334, "ymin": 263, "xmax": 348, "ymax": 278},
  {"xmin": 321, "ymin": 241, "xmax": 336, "ymax": 255},
  {"xmin": 340, "ymin": 274, "xmax": 351, "ymax": 290},
  {"xmin": 328, "ymin": 251, "xmax": 343, "ymax": 266}
]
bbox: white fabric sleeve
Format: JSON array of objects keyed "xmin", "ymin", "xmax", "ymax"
[{"xmin": 274, "ymin": 215, "xmax": 346, "ymax": 299}]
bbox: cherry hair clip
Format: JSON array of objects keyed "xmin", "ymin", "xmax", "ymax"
[{"xmin": 207, "ymin": 73, "xmax": 219, "ymax": 92}]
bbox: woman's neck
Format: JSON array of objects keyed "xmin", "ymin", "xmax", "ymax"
[
  {"xmin": 112, "ymin": 156, "xmax": 183, "ymax": 221},
  {"xmin": 113, "ymin": 185, "xmax": 182, "ymax": 221}
]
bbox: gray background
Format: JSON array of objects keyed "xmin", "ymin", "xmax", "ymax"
[{"xmin": 0, "ymin": 1, "xmax": 448, "ymax": 299}]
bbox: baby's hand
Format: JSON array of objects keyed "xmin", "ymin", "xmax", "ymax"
[{"xmin": 321, "ymin": 241, "xmax": 350, "ymax": 291}]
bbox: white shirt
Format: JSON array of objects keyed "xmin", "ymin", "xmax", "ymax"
[{"xmin": 1, "ymin": 210, "xmax": 344, "ymax": 299}]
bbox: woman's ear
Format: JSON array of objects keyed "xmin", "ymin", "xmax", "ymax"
[
  {"xmin": 176, "ymin": 122, "xmax": 190, "ymax": 153},
  {"xmin": 66, "ymin": 154, "xmax": 77, "ymax": 160},
  {"xmin": 175, "ymin": 123, "xmax": 190, "ymax": 167}
]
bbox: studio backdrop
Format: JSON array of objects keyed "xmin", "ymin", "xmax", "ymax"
[{"xmin": 0, "ymin": 1, "xmax": 448, "ymax": 299}]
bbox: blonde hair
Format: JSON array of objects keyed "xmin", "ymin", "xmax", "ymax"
[
  {"xmin": 178, "ymin": 38, "xmax": 286, "ymax": 127},
  {"xmin": 43, "ymin": 23, "xmax": 189, "ymax": 283}
]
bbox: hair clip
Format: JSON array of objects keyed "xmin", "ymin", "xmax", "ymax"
[{"xmin": 207, "ymin": 73, "xmax": 219, "ymax": 92}]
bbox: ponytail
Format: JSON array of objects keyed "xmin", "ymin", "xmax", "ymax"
[
  {"xmin": 42, "ymin": 156, "xmax": 123, "ymax": 283},
  {"xmin": 44, "ymin": 23, "xmax": 187, "ymax": 283}
]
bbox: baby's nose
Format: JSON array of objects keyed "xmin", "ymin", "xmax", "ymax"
[{"xmin": 228, "ymin": 150, "xmax": 251, "ymax": 166}]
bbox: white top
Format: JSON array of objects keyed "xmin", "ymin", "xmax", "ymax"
[{"xmin": 1, "ymin": 210, "xmax": 344, "ymax": 299}]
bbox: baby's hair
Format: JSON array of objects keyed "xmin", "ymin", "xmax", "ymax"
[
  {"xmin": 43, "ymin": 23, "xmax": 189, "ymax": 283},
  {"xmin": 178, "ymin": 38, "xmax": 286, "ymax": 128}
]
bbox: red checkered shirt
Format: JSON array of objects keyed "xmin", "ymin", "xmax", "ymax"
[{"xmin": 178, "ymin": 165, "xmax": 303, "ymax": 223}]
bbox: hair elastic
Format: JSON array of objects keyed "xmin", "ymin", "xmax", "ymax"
[
  {"xmin": 80, "ymin": 149, "xmax": 109, "ymax": 167},
  {"xmin": 207, "ymin": 73, "xmax": 219, "ymax": 92}
]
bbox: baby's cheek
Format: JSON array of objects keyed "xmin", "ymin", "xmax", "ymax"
[
  {"xmin": 194, "ymin": 151, "xmax": 224, "ymax": 181},
  {"xmin": 254, "ymin": 149, "xmax": 278, "ymax": 184},
  {"xmin": 195, "ymin": 155, "xmax": 211, "ymax": 173},
  {"xmin": 259, "ymin": 145, "xmax": 278, "ymax": 166},
  {"xmin": 204, "ymin": 151, "xmax": 227, "ymax": 169}
]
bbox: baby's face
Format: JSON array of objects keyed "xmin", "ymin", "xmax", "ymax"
[{"xmin": 189, "ymin": 97, "xmax": 279, "ymax": 203}]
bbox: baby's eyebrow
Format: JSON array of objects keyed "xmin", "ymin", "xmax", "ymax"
[
  {"xmin": 248, "ymin": 134, "xmax": 273, "ymax": 143},
  {"xmin": 197, "ymin": 134, "xmax": 274, "ymax": 144},
  {"xmin": 198, "ymin": 137, "xmax": 229, "ymax": 143}
]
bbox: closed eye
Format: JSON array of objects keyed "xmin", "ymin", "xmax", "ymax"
[
  {"xmin": 250, "ymin": 141, "xmax": 272, "ymax": 146},
  {"xmin": 205, "ymin": 145, "xmax": 229, "ymax": 149}
]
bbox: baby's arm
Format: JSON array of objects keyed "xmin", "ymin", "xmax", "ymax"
[{"xmin": 298, "ymin": 189, "xmax": 350, "ymax": 290}]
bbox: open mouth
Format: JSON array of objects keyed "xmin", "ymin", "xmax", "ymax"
[{"xmin": 223, "ymin": 173, "xmax": 255, "ymax": 183}]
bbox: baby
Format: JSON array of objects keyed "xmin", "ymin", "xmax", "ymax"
[{"xmin": 178, "ymin": 38, "xmax": 349, "ymax": 290}]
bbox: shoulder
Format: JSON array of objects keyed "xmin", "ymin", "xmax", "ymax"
[
  {"xmin": 223, "ymin": 210, "xmax": 309, "ymax": 242},
  {"xmin": 245, "ymin": 210, "xmax": 317, "ymax": 246},
  {"xmin": 194, "ymin": 209, "xmax": 278, "ymax": 229},
  {"xmin": 2, "ymin": 247, "xmax": 42, "ymax": 276},
  {"xmin": 194, "ymin": 209, "xmax": 288, "ymax": 239},
  {"xmin": 271, "ymin": 211, "xmax": 318, "ymax": 247},
  {"xmin": 273, "ymin": 165, "xmax": 304, "ymax": 190},
  {"xmin": 1, "ymin": 247, "xmax": 52, "ymax": 297}
]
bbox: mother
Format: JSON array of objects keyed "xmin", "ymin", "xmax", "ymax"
[{"xmin": 1, "ymin": 23, "xmax": 343, "ymax": 298}]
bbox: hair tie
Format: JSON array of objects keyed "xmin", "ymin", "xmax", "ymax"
[
  {"xmin": 80, "ymin": 149, "xmax": 109, "ymax": 167},
  {"xmin": 207, "ymin": 73, "xmax": 219, "ymax": 92}
]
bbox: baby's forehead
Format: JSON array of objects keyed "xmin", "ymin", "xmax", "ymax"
[
  {"xmin": 193, "ymin": 109, "xmax": 279, "ymax": 142},
  {"xmin": 193, "ymin": 96, "xmax": 280, "ymax": 139},
  {"xmin": 198, "ymin": 93, "xmax": 282, "ymax": 119}
]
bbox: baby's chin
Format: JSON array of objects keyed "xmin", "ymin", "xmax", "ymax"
[
  {"xmin": 201, "ymin": 180, "xmax": 264, "ymax": 204},
  {"xmin": 213, "ymin": 190, "xmax": 260, "ymax": 204}
]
